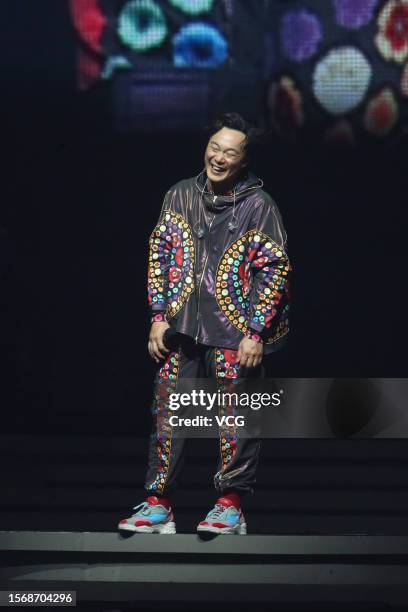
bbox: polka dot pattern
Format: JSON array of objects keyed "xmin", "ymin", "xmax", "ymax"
[
  {"xmin": 148, "ymin": 211, "xmax": 195, "ymax": 319},
  {"xmin": 146, "ymin": 350, "xmax": 180, "ymax": 494},
  {"xmin": 215, "ymin": 229, "xmax": 290, "ymax": 344},
  {"xmin": 215, "ymin": 348, "xmax": 239, "ymax": 472}
]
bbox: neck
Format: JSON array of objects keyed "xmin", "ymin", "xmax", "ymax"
[
  {"xmin": 207, "ymin": 169, "xmax": 247, "ymax": 195},
  {"xmin": 208, "ymin": 179, "xmax": 235, "ymax": 196}
]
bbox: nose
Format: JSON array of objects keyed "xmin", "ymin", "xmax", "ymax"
[{"xmin": 214, "ymin": 151, "xmax": 226, "ymax": 164}]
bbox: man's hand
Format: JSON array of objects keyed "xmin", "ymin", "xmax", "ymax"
[
  {"xmin": 148, "ymin": 321, "xmax": 170, "ymax": 363},
  {"xmin": 236, "ymin": 337, "xmax": 263, "ymax": 369}
]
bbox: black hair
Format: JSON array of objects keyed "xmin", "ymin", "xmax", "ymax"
[{"xmin": 207, "ymin": 112, "xmax": 265, "ymax": 160}]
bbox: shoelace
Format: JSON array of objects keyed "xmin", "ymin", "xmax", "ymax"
[
  {"xmin": 131, "ymin": 502, "xmax": 169, "ymax": 516},
  {"xmin": 131, "ymin": 502, "xmax": 151, "ymax": 516},
  {"xmin": 207, "ymin": 503, "xmax": 227, "ymax": 519}
]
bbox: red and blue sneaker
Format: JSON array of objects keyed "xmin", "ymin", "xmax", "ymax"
[
  {"xmin": 118, "ymin": 496, "xmax": 176, "ymax": 534},
  {"xmin": 197, "ymin": 496, "xmax": 247, "ymax": 535}
]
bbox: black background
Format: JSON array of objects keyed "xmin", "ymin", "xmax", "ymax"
[{"xmin": 1, "ymin": 1, "xmax": 407, "ymax": 437}]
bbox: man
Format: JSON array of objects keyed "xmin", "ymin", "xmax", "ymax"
[{"xmin": 118, "ymin": 113, "xmax": 290, "ymax": 535}]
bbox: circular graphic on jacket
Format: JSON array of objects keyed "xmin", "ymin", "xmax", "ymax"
[
  {"xmin": 215, "ymin": 229, "xmax": 289, "ymax": 344},
  {"xmin": 148, "ymin": 211, "xmax": 195, "ymax": 318}
]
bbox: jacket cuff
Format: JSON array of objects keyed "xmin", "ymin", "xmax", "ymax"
[
  {"xmin": 151, "ymin": 311, "xmax": 167, "ymax": 324},
  {"xmin": 245, "ymin": 328, "xmax": 263, "ymax": 343},
  {"xmin": 247, "ymin": 319, "xmax": 264, "ymax": 333},
  {"xmin": 151, "ymin": 301, "xmax": 167, "ymax": 311}
]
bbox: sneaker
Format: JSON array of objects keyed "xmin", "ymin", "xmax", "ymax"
[
  {"xmin": 118, "ymin": 496, "xmax": 176, "ymax": 534},
  {"xmin": 197, "ymin": 496, "xmax": 247, "ymax": 535}
]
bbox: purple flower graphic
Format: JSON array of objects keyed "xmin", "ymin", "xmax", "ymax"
[
  {"xmin": 280, "ymin": 10, "xmax": 322, "ymax": 62},
  {"xmin": 333, "ymin": 0, "xmax": 379, "ymax": 29}
]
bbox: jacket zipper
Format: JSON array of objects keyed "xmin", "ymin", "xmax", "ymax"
[{"xmin": 195, "ymin": 203, "xmax": 215, "ymax": 343}]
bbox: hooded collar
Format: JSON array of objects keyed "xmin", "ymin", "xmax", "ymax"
[{"xmin": 195, "ymin": 170, "xmax": 263, "ymax": 212}]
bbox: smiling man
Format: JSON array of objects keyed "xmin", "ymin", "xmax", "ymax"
[{"xmin": 118, "ymin": 113, "xmax": 291, "ymax": 535}]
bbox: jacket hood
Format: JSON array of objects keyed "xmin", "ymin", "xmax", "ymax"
[{"xmin": 195, "ymin": 170, "xmax": 263, "ymax": 212}]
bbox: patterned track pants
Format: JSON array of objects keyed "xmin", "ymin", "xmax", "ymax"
[{"xmin": 144, "ymin": 335, "xmax": 263, "ymax": 497}]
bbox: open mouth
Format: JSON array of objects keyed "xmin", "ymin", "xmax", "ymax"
[{"xmin": 210, "ymin": 163, "xmax": 226, "ymax": 175}]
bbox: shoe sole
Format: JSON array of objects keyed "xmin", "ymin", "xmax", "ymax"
[
  {"xmin": 197, "ymin": 522, "xmax": 247, "ymax": 535},
  {"xmin": 118, "ymin": 521, "xmax": 176, "ymax": 534}
]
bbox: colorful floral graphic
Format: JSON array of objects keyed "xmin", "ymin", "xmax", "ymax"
[
  {"xmin": 280, "ymin": 10, "xmax": 323, "ymax": 62},
  {"xmin": 333, "ymin": 0, "xmax": 379, "ymax": 29},
  {"xmin": 148, "ymin": 211, "xmax": 195, "ymax": 318},
  {"xmin": 172, "ymin": 23, "xmax": 228, "ymax": 67},
  {"xmin": 171, "ymin": 233, "xmax": 182, "ymax": 247},
  {"xmin": 216, "ymin": 230, "xmax": 290, "ymax": 345},
  {"xmin": 364, "ymin": 88, "xmax": 398, "ymax": 136},
  {"xmin": 174, "ymin": 248, "xmax": 183, "ymax": 266},
  {"xmin": 267, "ymin": 76, "xmax": 304, "ymax": 135},
  {"xmin": 313, "ymin": 46, "xmax": 371, "ymax": 115},
  {"xmin": 375, "ymin": 0, "xmax": 408, "ymax": 62},
  {"xmin": 169, "ymin": 266, "xmax": 182, "ymax": 283},
  {"xmin": 168, "ymin": 0, "xmax": 213, "ymax": 16},
  {"xmin": 118, "ymin": 0, "xmax": 167, "ymax": 52}
]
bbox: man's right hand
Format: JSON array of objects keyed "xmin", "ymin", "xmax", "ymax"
[{"xmin": 148, "ymin": 321, "xmax": 170, "ymax": 363}]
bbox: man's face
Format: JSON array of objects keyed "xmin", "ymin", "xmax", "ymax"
[{"xmin": 204, "ymin": 127, "xmax": 247, "ymax": 190}]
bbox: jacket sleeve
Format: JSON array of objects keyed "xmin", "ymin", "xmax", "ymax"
[
  {"xmin": 147, "ymin": 190, "xmax": 173, "ymax": 318},
  {"xmin": 247, "ymin": 196, "xmax": 290, "ymax": 337}
]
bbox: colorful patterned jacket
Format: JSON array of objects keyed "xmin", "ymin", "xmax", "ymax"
[{"xmin": 148, "ymin": 171, "xmax": 291, "ymax": 354}]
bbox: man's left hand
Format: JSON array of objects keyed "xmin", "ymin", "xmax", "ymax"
[{"xmin": 236, "ymin": 337, "xmax": 263, "ymax": 369}]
